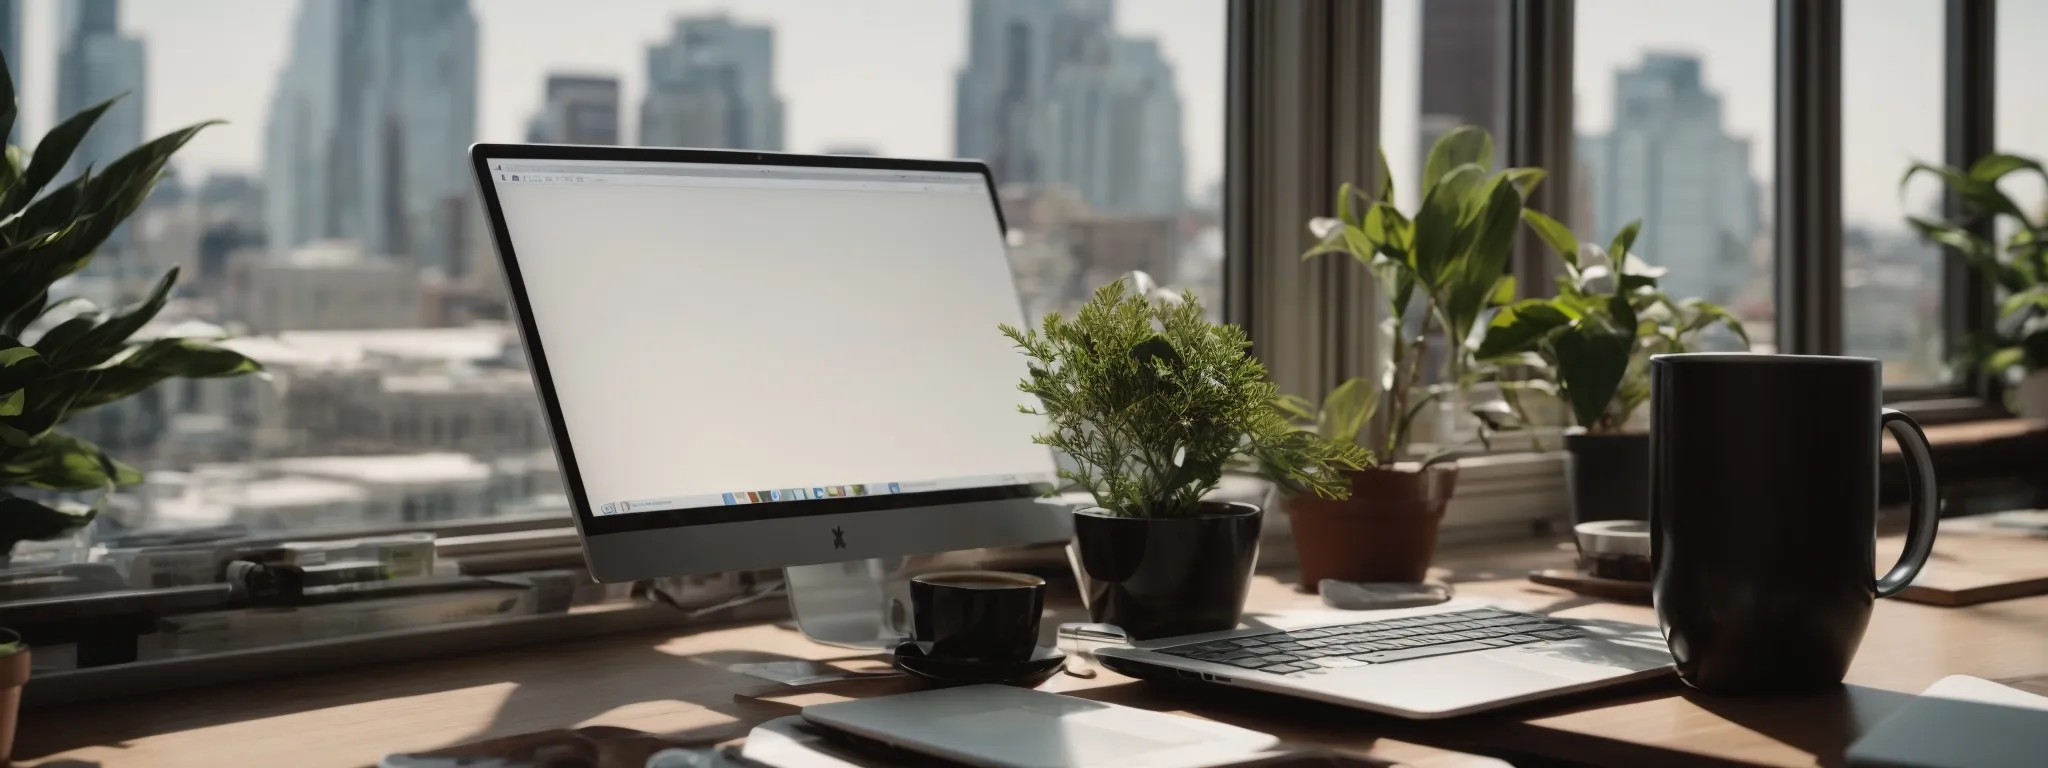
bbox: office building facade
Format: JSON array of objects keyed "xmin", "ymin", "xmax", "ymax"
[
  {"xmin": 1579, "ymin": 53, "xmax": 1762, "ymax": 305},
  {"xmin": 263, "ymin": 0, "xmax": 479, "ymax": 277},
  {"xmin": 1417, "ymin": 0, "xmax": 1506, "ymax": 180},
  {"xmin": 640, "ymin": 16, "xmax": 783, "ymax": 150},
  {"xmin": 954, "ymin": 0, "xmax": 1186, "ymax": 215},
  {"xmin": 57, "ymin": 0, "xmax": 146, "ymax": 241},
  {"xmin": 527, "ymin": 74, "xmax": 620, "ymax": 146}
]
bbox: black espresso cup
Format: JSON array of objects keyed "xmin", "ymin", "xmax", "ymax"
[
  {"xmin": 1651, "ymin": 353, "xmax": 1938, "ymax": 693},
  {"xmin": 909, "ymin": 571, "xmax": 1045, "ymax": 664}
]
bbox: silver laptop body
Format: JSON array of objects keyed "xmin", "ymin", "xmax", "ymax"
[{"xmin": 1093, "ymin": 601, "xmax": 1675, "ymax": 719}]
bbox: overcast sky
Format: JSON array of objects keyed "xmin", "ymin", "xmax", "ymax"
[{"xmin": 12, "ymin": 0, "xmax": 2046, "ymax": 229}]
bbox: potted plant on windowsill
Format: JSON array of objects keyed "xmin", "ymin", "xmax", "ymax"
[
  {"xmin": 0, "ymin": 52, "xmax": 259, "ymax": 752},
  {"xmin": 1001, "ymin": 277, "xmax": 1370, "ymax": 640},
  {"xmin": 1280, "ymin": 126, "xmax": 1541, "ymax": 588},
  {"xmin": 1472, "ymin": 216, "xmax": 1748, "ymax": 524},
  {"xmin": 1901, "ymin": 152, "xmax": 2048, "ymax": 416}
]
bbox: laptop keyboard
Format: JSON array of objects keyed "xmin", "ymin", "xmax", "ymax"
[{"xmin": 1154, "ymin": 608, "xmax": 1587, "ymax": 676}]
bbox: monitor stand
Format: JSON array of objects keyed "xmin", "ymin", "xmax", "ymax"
[{"xmin": 784, "ymin": 557, "xmax": 913, "ymax": 649}]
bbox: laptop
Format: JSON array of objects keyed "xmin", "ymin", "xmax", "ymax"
[{"xmin": 1091, "ymin": 601, "xmax": 1675, "ymax": 719}]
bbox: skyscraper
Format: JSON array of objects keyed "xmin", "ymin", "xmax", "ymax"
[
  {"xmin": 57, "ymin": 0, "xmax": 145, "ymax": 192},
  {"xmin": 954, "ymin": 0, "xmax": 1186, "ymax": 215},
  {"xmin": 1579, "ymin": 54, "xmax": 1762, "ymax": 304},
  {"xmin": 526, "ymin": 74, "xmax": 620, "ymax": 145},
  {"xmin": 0, "ymin": 0, "xmax": 19, "ymax": 146},
  {"xmin": 1417, "ymin": 0, "xmax": 1505, "ymax": 181},
  {"xmin": 264, "ymin": 0, "xmax": 479, "ymax": 277},
  {"xmin": 640, "ymin": 16, "xmax": 782, "ymax": 150}
]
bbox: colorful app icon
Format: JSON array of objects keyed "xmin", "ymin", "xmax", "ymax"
[
  {"xmin": 814, "ymin": 487, "xmax": 827, "ymax": 498},
  {"xmin": 783, "ymin": 488, "xmax": 805, "ymax": 500},
  {"xmin": 759, "ymin": 489, "xmax": 776, "ymax": 502},
  {"xmin": 829, "ymin": 487, "xmax": 845, "ymax": 497},
  {"xmin": 746, "ymin": 491, "xmax": 759, "ymax": 503},
  {"xmin": 851, "ymin": 484, "xmax": 868, "ymax": 496},
  {"xmin": 722, "ymin": 493, "xmax": 736, "ymax": 505},
  {"xmin": 888, "ymin": 482, "xmax": 901, "ymax": 493},
  {"xmin": 601, "ymin": 503, "xmax": 617, "ymax": 515}
]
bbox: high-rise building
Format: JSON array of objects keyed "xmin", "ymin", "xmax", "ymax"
[
  {"xmin": 1417, "ymin": 0, "xmax": 1505, "ymax": 183},
  {"xmin": 57, "ymin": 0, "xmax": 146, "ymax": 219},
  {"xmin": 954, "ymin": 0, "xmax": 1186, "ymax": 215},
  {"xmin": 263, "ymin": 0, "xmax": 479, "ymax": 277},
  {"xmin": 1579, "ymin": 54, "xmax": 1762, "ymax": 304},
  {"xmin": 640, "ymin": 16, "xmax": 782, "ymax": 150},
  {"xmin": 526, "ymin": 74, "xmax": 620, "ymax": 145},
  {"xmin": 0, "ymin": 0, "xmax": 19, "ymax": 146}
]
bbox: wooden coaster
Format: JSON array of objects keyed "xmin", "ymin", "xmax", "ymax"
[
  {"xmin": 1882, "ymin": 526, "xmax": 2048, "ymax": 607},
  {"xmin": 1527, "ymin": 569, "xmax": 1652, "ymax": 603}
]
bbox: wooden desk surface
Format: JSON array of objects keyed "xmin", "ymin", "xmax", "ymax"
[{"xmin": 19, "ymin": 533, "xmax": 2048, "ymax": 768}]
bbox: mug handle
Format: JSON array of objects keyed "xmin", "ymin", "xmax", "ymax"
[{"xmin": 1874, "ymin": 408, "xmax": 1940, "ymax": 598}]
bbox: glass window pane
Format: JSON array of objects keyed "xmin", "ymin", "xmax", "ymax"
[
  {"xmin": 10, "ymin": 1, "xmax": 1221, "ymax": 563},
  {"xmin": 1997, "ymin": 3, "xmax": 2048, "ymax": 258},
  {"xmin": 1842, "ymin": 0, "xmax": 1948, "ymax": 385},
  {"xmin": 1382, "ymin": 0, "xmax": 1509, "ymax": 198},
  {"xmin": 1575, "ymin": 0, "xmax": 1774, "ymax": 352}
]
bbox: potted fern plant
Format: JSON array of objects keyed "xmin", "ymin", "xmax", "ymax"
[
  {"xmin": 1473, "ymin": 217, "xmax": 1748, "ymax": 524},
  {"xmin": 1281, "ymin": 126, "xmax": 1538, "ymax": 588},
  {"xmin": 1001, "ymin": 277, "xmax": 1369, "ymax": 639},
  {"xmin": 1901, "ymin": 152, "xmax": 2048, "ymax": 417},
  {"xmin": 0, "ymin": 52, "xmax": 257, "ymax": 750}
]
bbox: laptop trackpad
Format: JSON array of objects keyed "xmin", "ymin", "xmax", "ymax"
[{"xmin": 1299, "ymin": 652, "xmax": 1582, "ymax": 715}]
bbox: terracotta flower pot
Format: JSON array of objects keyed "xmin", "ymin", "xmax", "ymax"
[
  {"xmin": 1068, "ymin": 501, "xmax": 1262, "ymax": 640},
  {"xmin": 1281, "ymin": 463, "xmax": 1458, "ymax": 589},
  {"xmin": 0, "ymin": 629, "xmax": 27, "ymax": 764}
]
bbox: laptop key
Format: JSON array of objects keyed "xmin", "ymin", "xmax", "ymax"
[
  {"xmin": 1262, "ymin": 663, "xmax": 1307, "ymax": 674},
  {"xmin": 1500, "ymin": 634, "xmax": 1542, "ymax": 644},
  {"xmin": 1231, "ymin": 637, "xmax": 1272, "ymax": 648},
  {"xmin": 1354, "ymin": 640, "xmax": 1496, "ymax": 664},
  {"xmin": 1537, "ymin": 628, "xmax": 1587, "ymax": 640},
  {"xmin": 1260, "ymin": 653, "xmax": 1304, "ymax": 663},
  {"xmin": 1268, "ymin": 642, "xmax": 1307, "ymax": 652}
]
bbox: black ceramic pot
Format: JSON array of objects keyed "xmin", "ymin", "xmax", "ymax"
[
  {"xmin": 1069, "ymin": 501, "xmax": 1261, "ymax": 640},
  {"xmin": 1565, "ymin": 432, "xmax": 1649, "ymax": 525}
]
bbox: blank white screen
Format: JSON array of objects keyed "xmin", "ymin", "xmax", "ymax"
[{"xmin": 490, "ymin": 160, "xmax": 1055, "ymax": 514}]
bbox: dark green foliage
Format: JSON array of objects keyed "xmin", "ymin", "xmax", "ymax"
[
  {"xmin": 1001, "ymin": 279, "xmax": 1372, "ymax": 518},
  {"xmin": 1472, "ymin": 213, "xmax": 1748, "ymax": 433},
  {"xmin": 0, "ymin": 50, "xmax": 261, "ymax": 555},
  {"xmin": 1902, "ymin": 152, "xmax": 2048, "ymax": 381},
  {"xmin": 1298, "ymin": 126, "xmax": 1543, "ymax": 458}
]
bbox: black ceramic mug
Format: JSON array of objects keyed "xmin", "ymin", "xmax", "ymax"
[
  {"xmin": 908, "ymin": 570, "xmax": 1044, "ymax": 664},
  {"xmin": 1650, "ymin": 354, "xmax": 1939, "ymax": 693}
]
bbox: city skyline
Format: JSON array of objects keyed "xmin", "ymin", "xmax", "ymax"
[
  {"xmin": 6, "ymin": 0, "xmax": 1225, "ymax": 202},
  {"xmin": 6, "ymin": 1, "xmax": 2043, "ymax": 228}
]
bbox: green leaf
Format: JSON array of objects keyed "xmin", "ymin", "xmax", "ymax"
[
  {"xmin": 1476, "ymin": 299, "xmax": 1576, "ymax": 359},
  {"xmin": 1319, "ymin": 376, "xmax": 1378, "ymax": 444},
  {"xmin": 1336, "ymin": 182, "xmax": 1357, "ymax": 227},
  {"xmin": 1501, "ymin": 168, "xmax": 1546, "ymax": 198},
  {"xmin": 0, "ymin": 430, "xmax": 139, "ymax": 491},
  {"xmin": 1521, "ymin": 209, "xmax": 1579, "ymax": 267},
  {"xmin": 1554, "ymin": 326, "xmax": 1634, "ymax": 429},
  {"xmin": 1412, "ymin": 164, "xmax": 1485, "ymax": 287},
  {"xmin": 1903, "ymin": 160, "xmax": 2029, "ymax": 223},
  {"xmin": 1443, "ymin": 180, "xmax": 1526, "ymax": 349},
  {"xmin": 4, "ymin": 95, "xmax": 118, "ymax": 218},
  {"xmin": 1375, "ymin": 146, "xmax": 1395, "ymax": 206},
  {"xmin": 0, "ymin": 494, "xmax": 95, "ymax": 552},
  {"xmin": 1371, "ymin": 252, "xmax": 1417, "ymax": 319},
  {"xmin": 0, "ymin": 388, "xmax": 18, "ymax": 416},
  {"xmin": 1422, "ymin": 126, "xmax": 1494, "ymax": 196},
  {"xmin": 1608, "ymin": 221, "xmax": 1642, "ymax": 263},
  {"xmin": 1986, "ymin": 346, "xmax": 2027, "ymax": 374},
  {"xmin": 1967, "ymin": 153, "xmax": 2046, "ymax": 186},
  {"xmin": 0, "ymin": 47, "xmax": 16, "ymax": 157},
  {"xmin": 1488, "ymin": 275, "xmax": 1517, "ymax": 307}
]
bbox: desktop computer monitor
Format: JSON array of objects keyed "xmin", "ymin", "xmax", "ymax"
[{"xmin": 469, "ymin": 145, "xmax": 1067, "ymax": 584}]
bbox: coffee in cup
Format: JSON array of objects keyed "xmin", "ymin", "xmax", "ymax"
[{"xmin": 909, "ymin": 570, "xmax": 1045, "ymax": 664}]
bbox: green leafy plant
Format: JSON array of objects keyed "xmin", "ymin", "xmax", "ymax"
[
  {"xmin": 1296, "ymin": 126, "xmax": 1542, "ymax": 459},
  {"xmin": 0, "ymin": 53, "xmax": 261, "ymax": 557},
  {"xmin": 1001, "ymin": 278, "xmax": 1373, "ymax": 518},
  {"xmin": 1473, "ymin": 217, "xmax": 1748, "ymax": 433},
  {"xmin": 1901, "ymin": 152, "xmax": 2048, "ymax": 382}
]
